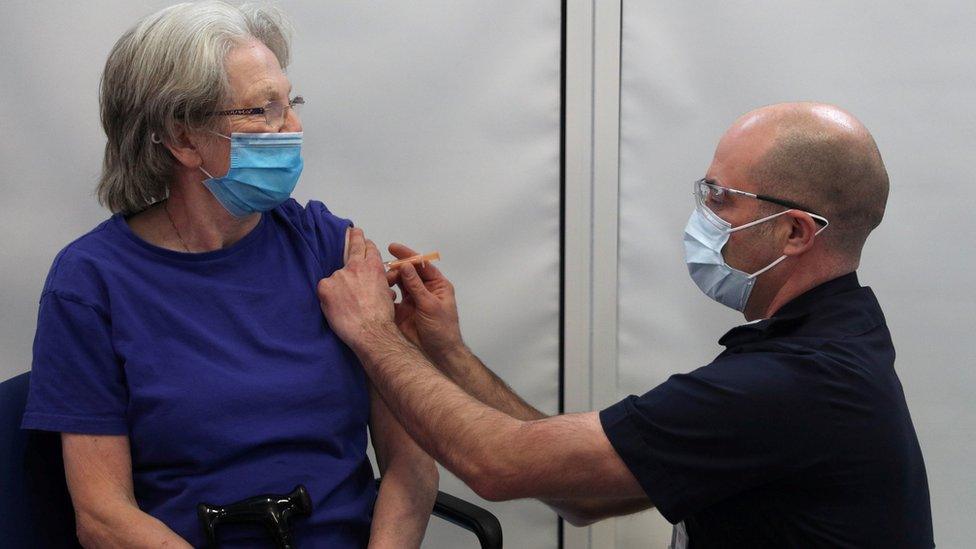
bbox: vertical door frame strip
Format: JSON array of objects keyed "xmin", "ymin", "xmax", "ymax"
[
  {"xmin": 561, "ymin": 0, "xmax": 594, "ymax": 545},
  {"xmin": 562, "ymin": 0, "xmax": 622, "ymax": 547},
  {"xmin": 558, "ymin": 2, "xmax": 568, "ymax": 547}
]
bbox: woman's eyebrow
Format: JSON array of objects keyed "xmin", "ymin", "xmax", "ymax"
[
  {"xmin": 236, "ymin": 82, "xmax": 291, "ymax": 107},
  {"xmin": 239, "ymin": 84, "xmax": 279, "ymax": 106}
]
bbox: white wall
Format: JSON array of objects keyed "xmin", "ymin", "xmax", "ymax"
[
  {"xmin": 0, "ymin": 2, "xmax": 562, "ymax": 547},
  {"xmin": 615, "ymin": 1, "xmax": 976, "ymax": 546}
]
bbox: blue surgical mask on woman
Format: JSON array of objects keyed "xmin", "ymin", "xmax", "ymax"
[
  {"xmin": 683, "ymin": 204, "xmax": 829, "ymax": 312},
  {"xmin": 200, "ymin": 132, "xmax": 304, "ymax": 217}
]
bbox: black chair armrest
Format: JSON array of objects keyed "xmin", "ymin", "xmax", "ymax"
[
  {"xmin": 374, "ymin": 479, "xmax": 502, "ymax": 549},
  {"xmin": 432, "ymin": 489, "xmax": 503, "ymax": 549}
]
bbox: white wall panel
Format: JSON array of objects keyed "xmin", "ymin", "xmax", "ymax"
[
  {"xmin": 618, "ymin": 1, "xmax": 975, "ymax": 546},
  {"xmin": 0, "ymin": 2, "xmax": 561, "ymax": 547}
]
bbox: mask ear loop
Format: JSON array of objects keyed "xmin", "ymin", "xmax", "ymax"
[
  {"xmin": 747, "ymin": 254, "xmax": 789, "ymax": 279},
  {"xmin": 744, "ymin": 210, "xmax": 831, "ymax": 279},
  {"xmin": 198, "ymin": 131, "xmax": 232, "ymax": 181},
  {"xmin": 811, "ymin": 213, "xmax": 830, "ymax": 235},
  {"xmin": 700, "ymin": 203, "xmax": 794, "ymax": 234},
  {"xmin": 727, "ymin": 209, "xmax": 791, "ymax": 234}
]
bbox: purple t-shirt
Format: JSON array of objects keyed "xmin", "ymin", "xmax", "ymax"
[{"xmin": 22, "ymin": 199, "xmax": 376, "ymax": 547}]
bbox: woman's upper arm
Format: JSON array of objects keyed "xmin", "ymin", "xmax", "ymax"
[
  {"xmin": 368, "ymin": 381, "xmax": 435, "ymax": 474},
  {"xmin": 62, "ymin": 433, "xmax": 137, "ymax": 510},
  {"xmin": 368, "ymin": 382, "xmax": 408, "ymax": 473}
]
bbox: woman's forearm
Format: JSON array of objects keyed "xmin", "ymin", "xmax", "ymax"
[
  {"xmin": 75, "ymin": 501, "xmax": 191, "ymax": 549},
  {"xmin": 368, "ymin": 456, "xmax": 439, "ymax": 549},
  {"xmin": 62, "ymin": 433, "xmax": 191, "ymax": 548}
]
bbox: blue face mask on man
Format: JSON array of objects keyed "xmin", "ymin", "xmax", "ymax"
[
  {"xmin": 683, "ymin": 200, "xmax": 829, "ymax": 313},
  {"xmin": 200, "ymin": 132, "xmax": 304, "ymax": 217}
]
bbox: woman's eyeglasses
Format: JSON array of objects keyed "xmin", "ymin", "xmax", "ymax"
[{"xmin": 208, "ymin": 96, "xmax": 305, "ymax": 128}]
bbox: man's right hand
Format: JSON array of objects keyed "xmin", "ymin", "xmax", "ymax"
[
  {"xmin": 386, "ymin": 243, "xmax": 465, "ymax": 361},
  {"xmin": 388, "ymin": 244, "xmax": 547, "ymax": 423}
]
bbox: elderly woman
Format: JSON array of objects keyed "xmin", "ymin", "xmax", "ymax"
[{"xmin": 20, "ymin": 2, "xmax": 437, "ymax": 547}]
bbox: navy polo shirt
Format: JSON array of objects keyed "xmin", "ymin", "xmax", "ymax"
[{"xmin": 600, "ymin": 273, "xmax": 933, "ymax": 547}]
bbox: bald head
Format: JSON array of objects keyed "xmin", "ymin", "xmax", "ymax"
[{"xmin": 730, "ymin": 102, "xmax": 889, "ymax": 262}]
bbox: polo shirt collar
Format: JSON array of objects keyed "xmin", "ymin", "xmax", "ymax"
[{"xmin": 718, "ymin": 272, "xmax": 866, "ymax": 348}]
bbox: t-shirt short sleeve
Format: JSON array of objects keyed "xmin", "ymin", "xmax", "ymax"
[
  {"xmin": 22, "ymin": 291, "xmax": 128, "ymax": 435},
  {"xmin": 278, "ymin": 199, "xmax": 353, "ymax": 276},
  {"xmin": 599, "ymin": 354, "xmax": 830, "ymax": 524},
  {"xmin": 305, "ymin": 200, "xmax": 352, "ymax": 275}
]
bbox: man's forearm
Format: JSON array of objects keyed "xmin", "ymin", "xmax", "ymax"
[
  {"xmin": 430, "ymin": 346, "xmax": 653, "ymax": 524},
  {"xmin": 432, "ymin": 345, "xmax": 546, "ymax": 421},
  {"xmin": 544, "ymin": 495, "xmax": 654, "ymax": 527},
  {"xmin": 349, "ymin": 322, "xmax": 651, "ymax": 521},
  {"xmin": 350, "ymin": 323, "xmax": 524, "ymax": 500}
]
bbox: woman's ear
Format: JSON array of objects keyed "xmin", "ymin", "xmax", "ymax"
[
  {"xmin": 161, "ymin": 124, "xmax": 205, "ymax": 169},
  {"xmin": 783, "ymin": 210, "xmax": 820, "ymax": 257}
]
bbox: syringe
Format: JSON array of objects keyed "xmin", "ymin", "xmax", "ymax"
[{"xmin": 383, "ymin": 251, "xmax": 441, "ymax": 270}]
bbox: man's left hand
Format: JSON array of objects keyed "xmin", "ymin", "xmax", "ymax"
[{"xmin": 318, "ymin": 227, "xmax": 397, "ymax": 353}]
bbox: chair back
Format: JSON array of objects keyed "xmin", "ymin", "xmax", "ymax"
[{"xmin": 0, "ymin": 372, "xmax": 80, "ymax": 548}]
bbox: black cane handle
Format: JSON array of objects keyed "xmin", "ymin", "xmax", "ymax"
[{"xmin": 198, "ymin": 485, "xmax": 312, "ymax": 549}]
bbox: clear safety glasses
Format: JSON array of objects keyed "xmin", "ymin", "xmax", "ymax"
[{"xmin": 694, "ymin": 178, "xmax": 829, "ymax": 228}]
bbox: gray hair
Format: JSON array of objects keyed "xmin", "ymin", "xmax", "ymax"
[{"xmin": 97, "ymin": 1, "xmax": 293, "ymax": 214}]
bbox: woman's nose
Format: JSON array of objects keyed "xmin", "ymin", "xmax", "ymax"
[{"xmin": 281, "ymin": 108, "xmax": 302, "ymax": 133}]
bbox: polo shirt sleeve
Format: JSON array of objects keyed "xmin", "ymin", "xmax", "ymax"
[
  {"xmin": 599, "ymin": 354, "xmax": 829, "ymax": 524},
  {"xmin": 21, "ymin": 291, "xmax": 128, "ymax": 435}
]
